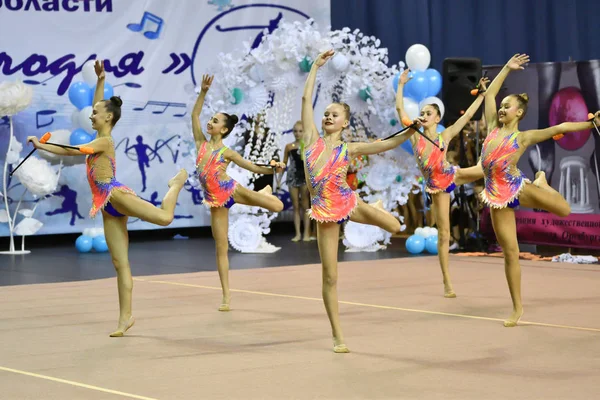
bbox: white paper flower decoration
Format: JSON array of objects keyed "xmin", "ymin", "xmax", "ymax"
[
  {"xmin": 0, "ymin": 80, "xmax": 33, "ymax": 117},
  {"xmin": 343, "ymin": 221, "xmax": 387, "ymax": 249},
  {"xmin": 14, "ymin": 217, "xmax": 43, "ymax": 236},
  {"xmin": 228, "ymin": 216, "xmax": 263, "ymax": 252}
]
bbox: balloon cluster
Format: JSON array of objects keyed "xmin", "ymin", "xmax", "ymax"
[
  {"xmin": 75, "ymin": 227, "xmax": 108, "ymax": 253},
  {"xmin": 405, "ymin": 226, "xmax": 439, "ymax": 255},
  {"xmin": 67, "ymin": 60, "xmax": 114, "ymax": 146},
  {"xmin": 393, "ymin": 44, "xmax": 445, "ymax": 157}
]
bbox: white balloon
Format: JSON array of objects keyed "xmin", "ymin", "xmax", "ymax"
[
  {"xmin": 414, "ymin": 227, "xmax": 426, "ymax": 237},
  {"xmin": 71, "ymin": 109, "xmax": 80, "ymax": 129},
  {"xmin": 405, "ymin": 44, "xmax": 431, "ymax": 72},
  {"xmin": 81, "ymin": 60, "xmax": 97, "ymax": 87},
  {"xmin": 404, "ymin": 97, "xmax": 420, "ymax": 121},
  {"xmin": 78, "ymin": 106, "xmax": 94, "ymax": 134},
  {"xmin": 419, "ymin": 96, "xmax": 445, "ymax": 119},
  {"xmin": 331, "ymin": 53, "xmax": 350, "ymax": 72}
]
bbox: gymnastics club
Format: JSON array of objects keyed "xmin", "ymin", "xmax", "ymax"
[
  {"xmin": 552, "ymin": 112, "xmax": 600, "ymax": 141},
  {"xmin": 380, "ymin": 117, "xmax": 442, "ymax": 150},
  {"xmin": 589, "ymin": 112, "xmax": 600, "ymax": 138},
  {"xmin": 255, "ymin": 160, "xmax": 284, "ymax": 169},
  {"xmin": 10, "ymin": 132, "xmax": 51, "ymax": 177},
  {"xmin": 11, "ymin": 133, "xmax": 94, "ymax": 176},
  {"xmin": 470, "ymin": 70, "xmax": 489, "ymax": 96}
]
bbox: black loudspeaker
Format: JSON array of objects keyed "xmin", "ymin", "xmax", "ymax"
[{"xmin": 442, "ymin": 58, "xmax": 483, "ymax": 123}]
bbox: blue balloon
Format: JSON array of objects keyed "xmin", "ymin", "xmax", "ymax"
[
  {"xmin": 436, "ymin": 124, "xmax": 445, "ymax": 133},
  {"xmin": 68, "ymin": 81, "xmax": 93, "ymax": 110},
  {"xmin": 70, "ymin": 128, "xmax": 93, "ymax": 146},
  {"xmin": 92, "ymin": 235, "xmax": 109, "ymax": 252},
  {"xmin": 75, "ymin": 235, "xmax": 93, "ymax": 253},
  {"xmin": 400, "ymin": 140, "xmax": 413, "ymax": 155},
  {"xmin": 424, "ymin": 69, "xmax": 442, "ymax": 97},
  {"xmin": 404, "ymin": 70, "xmax": 428, "ymax": 102},
  {"xmin": 425, "ymin": 235, "xmax": 439, "ymax": 254},
  {"xmin": 91, "ymin": 82, "xmax": 114, "ymax": 103},
  {"xmin": 406, "ymin": 235, "xmax": 425, "ymax": 254}
]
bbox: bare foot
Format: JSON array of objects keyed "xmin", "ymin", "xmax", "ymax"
[
  {"xmin": 292, "ymin": 235, "xmax": 301, "ymax": 242},
  {"xmin": 333, "ymin": 337, "xmax": 350, "ymax": 353},
  {"xmin": 258, "ymin": 185, "xmax": 273, "ymax": 195},
  {"xmin": 218, "ymin": 296, "xmax": 231, "ymax": 312},
  {"xmin": 109, "ymin": 316, "xmax": 135, "ymax": 337},
  {"xmin": 444, "ymin": 281, "xmax": 456, "ymax": 298},
  {"xmin": 302, "ymin": 236, "xmax": 311, "ymax": 242},
  {"xmin": 371, "ymin": 199, "xmax": 384, "ymax": 211},
  {"xmin": 168, "ymin": 169, "xmax": 188, "ymax": 188},
  {"xmin": 532, "ymin": 171, "xmax": 550, "ymax": 189},
  {"xmin": 503, "ymin": 308, "xmax": 524, "ymax": 327}
]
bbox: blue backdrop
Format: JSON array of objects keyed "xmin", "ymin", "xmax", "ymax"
[{"xmin": 331, "ymin": 0, "xmax": 600, "ymax": 69}]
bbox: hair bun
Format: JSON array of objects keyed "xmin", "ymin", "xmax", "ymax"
[
  {"xmin": 230, "ymin": 114, "xmax": 239, "ymax": 125},
  {"xmin": 110, "ymin": 96, "xmax": 123, "ymax": 107},
  {"xmin": 519, "ymin": 93, "xmax": 529, "ymax": 103}
]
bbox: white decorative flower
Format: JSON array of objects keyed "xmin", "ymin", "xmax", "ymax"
[
  {"xmin": 13, "ymin": 156, "xmax": 59, "ymax": 196},
  {"xmin": 0, "ymin": 80, "xmax": 33, "ymax": 117}
]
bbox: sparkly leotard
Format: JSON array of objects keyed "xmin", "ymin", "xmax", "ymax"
[
  {"xmin": 196, "ymin": 141, "xmax": 238, "ymax": 208},
  {"xmin": 304, "ymin": 137, "xmax": 357, "ymax": 222},
  {"xmin": 86, "ymin": 137, "xmax": 135, "ymax": 218},
  {"xmin": 413, "ymin": 134, "xmax": 456, "ymax": 193},
  {"xmin": 479, "ymin": 128, "xmax": 529, "ymax": 208},
  {"xmin": 286, "ymin": 146, "xmax": 306, "ymax": 188}
]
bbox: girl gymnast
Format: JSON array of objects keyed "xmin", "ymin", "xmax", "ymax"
[
  {"xmin": 28, "ymin": 60, "xmax": 188, "ymax": 337},
  {"xmin": 302, "ymin": 50, "xmax": 422, "ymax": 353},
  {"xmin": 396, "ymin": 69, "xmax": 490, "ymax": 298},
  {"xmin": 191, "ymin": 74, "xmax": 285, "ymax": 312},
  {"xmin": 478, "ymin": 53, "xmax": 600, "ymax": 326}
]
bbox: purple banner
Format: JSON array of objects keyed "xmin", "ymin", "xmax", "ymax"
[{"xmin": 481, "ymin": 209, "xmax": 600, "ymax": 249}]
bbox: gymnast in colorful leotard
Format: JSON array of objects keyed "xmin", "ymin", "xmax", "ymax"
[
  {"xmin": 396, "ymin": 69, "xmax": 490, "ymax": 298},
  {"xmin": 302, "ymin": 50, "xmax": 421, "ymax": 353},
  {"xmin": 28, "ymin": 60, "xmax": 188, "ymax": 337},
  {"xmin": 477, "ymin": 53, "xmax": 600, "ymax": 327},
  {"xmin": 191, "ymin": 75, "xmax": 285, "ymax": 312}
]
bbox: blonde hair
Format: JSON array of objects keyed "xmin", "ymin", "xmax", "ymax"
[{"xmin": 334, "ymin": 102, "xmax": 351, "ymax": 120}]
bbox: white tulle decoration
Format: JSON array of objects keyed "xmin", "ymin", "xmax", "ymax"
[
  {"xmin": 14, "ymin": 217, "xmax": 43, "ymax": 236},
  {"xmin": 13, "ymin": 156, "xmax": 59, "ymax": 196},
  {"xmin": 0, "ymin": 80, "xmax": 33, "ymax": 116}
]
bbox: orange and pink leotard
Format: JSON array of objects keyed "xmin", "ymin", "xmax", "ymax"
[
  {"xmin": 86, "ymin": 137, "xmax": 135, "ymax": 218},
  {"xmin": 413, "ymin": 134, "xmax": 456, "ymax": 193},
  {"xmin": 196, "ymin": 141, "xmax": 238, "ymax": 208},
  {"xmin": 479, "ymin": 128, "xmax": 529, "ymax": 209},
  {"xmin": 304, "ymin": 137, "xmax": 357, "ymax": 223}
]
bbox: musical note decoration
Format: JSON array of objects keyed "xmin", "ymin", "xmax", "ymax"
[
  {"xmin": 36, "ymin": 109, "xmax": 57, "ymax": 129},
  {"xmin": 127, "ymin": 11, "xmax": 164, "ymax": 40},
  {"xmin": 132, "ymin": 101, "xmax": 186, "ymax": 117}
]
